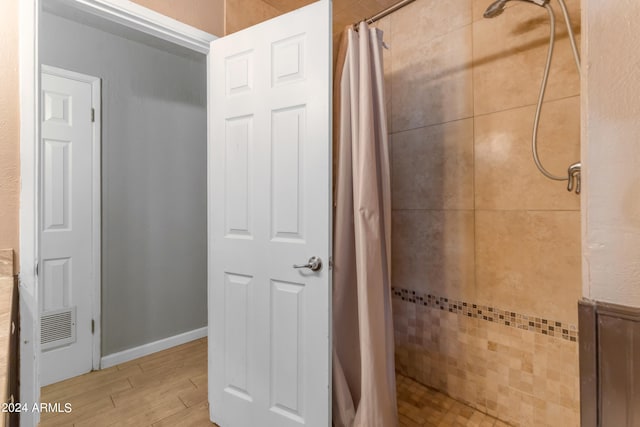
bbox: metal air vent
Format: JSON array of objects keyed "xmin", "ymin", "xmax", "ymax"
[{"xmin": 41, "ymin": 307, "xmax": 76, "ymax": 351}]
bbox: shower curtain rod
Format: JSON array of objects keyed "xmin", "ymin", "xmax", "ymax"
[{"xmin": 354, "ymin": 0, "xmax": 416, "ymax": 27}]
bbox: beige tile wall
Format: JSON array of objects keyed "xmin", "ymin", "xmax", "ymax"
[
  {"xmin": 380, "ymin": 0, "xmax": 582, "ymax": 424},
  {"xmin": 394, "ymin": 298, "xmax": 580, "ymax": 427},
  {"xmin": 383, "ymin": 0, "xmax": 581, "ymax": 324}
]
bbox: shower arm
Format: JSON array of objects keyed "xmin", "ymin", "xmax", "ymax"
[{"xmin": 531, "ymin": 0, "xmax": 581, "ymax": 182}]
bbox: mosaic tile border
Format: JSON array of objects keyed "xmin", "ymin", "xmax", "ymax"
[{"xmin": 392, "ymin": 287, "xmax": 578, "ymax": 342}]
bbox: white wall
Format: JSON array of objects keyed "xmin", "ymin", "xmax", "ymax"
[
  {"xmin": 40, "ymin": 11, "xmax": 208, "ymax": 355},
  {"xmin": 582, "ymin": 0, "xmax": 640, "ymax": 306}
]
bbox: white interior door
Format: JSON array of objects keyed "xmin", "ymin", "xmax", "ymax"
[
  {"xmin": 40, "ymin": 67, "xmax": 100, "ymax": 386},
  {"xmin": 208, "ymin": 0, "xmax": 331, "ymax": 425}
]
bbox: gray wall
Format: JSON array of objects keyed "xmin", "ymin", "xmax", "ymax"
[{"xmin": 40, "ymin": 12, "xmax": 207, "ymax": 355}]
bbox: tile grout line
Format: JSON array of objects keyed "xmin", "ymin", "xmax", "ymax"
[
  {"xmin": 473, "ymin": 93, "xmax": 581, "ymax": 119},
  {"xmin": 471, "ymin": 0, "xmax": 479, "ymax": 318},
  {"xmin": 178, "ymin": 395, "xmax": 188, "ymax": 409},
  {"xmin": 389, "ymin": 93, "xmax": 580, "ymax": 137}
]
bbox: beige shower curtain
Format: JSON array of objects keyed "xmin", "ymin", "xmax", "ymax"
[{"xmin": 332, "ymin": 21, "xmax": 397, "ymax": 427}]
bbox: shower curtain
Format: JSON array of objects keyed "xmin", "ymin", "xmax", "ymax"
[{"xmin": 332, "ymin": 21, "xmax": 398, "ymax": 427}]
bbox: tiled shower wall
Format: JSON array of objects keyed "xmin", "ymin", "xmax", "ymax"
[{"xmin": 377, "ymin": 0, "xmax": 582, "ymax": 425}]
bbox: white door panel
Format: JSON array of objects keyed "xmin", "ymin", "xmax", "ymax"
[
  {"xmin": 209, "ymin": 1, "xmax": 331, "ymax": 425},
  {"xmin": 40, "ymin": 70, "xmax": 98, "ymax": 386}
]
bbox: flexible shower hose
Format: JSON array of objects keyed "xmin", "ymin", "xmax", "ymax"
[{"xmin": 533, "ymin": 0, "xmax": 581, "ymax": 181}]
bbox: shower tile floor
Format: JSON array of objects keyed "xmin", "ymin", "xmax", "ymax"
[{"xmin": 397, "ymin": 374, "xmax": 508, "ymax": 427}]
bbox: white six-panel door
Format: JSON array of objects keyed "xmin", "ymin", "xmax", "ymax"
[
  {"xmin": 208, "ymin": 0, "xmax": 331, "ymax": 425},
  {"xmin": 40, "ymin": 67, "xmax": 100, "ymax": 386}
]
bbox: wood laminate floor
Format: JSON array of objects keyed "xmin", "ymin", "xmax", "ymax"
[
  {"xmin": 40, "ymin": 338, "xmax": 210, "ymax": 427},
  {"xmin": 40, "ymin": 338, "xmax": 504, "ymax": 426}
]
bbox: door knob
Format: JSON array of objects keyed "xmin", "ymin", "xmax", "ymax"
[{"xmin": 293, "ymin": 256, "xmax": 322, "ymax": 272}]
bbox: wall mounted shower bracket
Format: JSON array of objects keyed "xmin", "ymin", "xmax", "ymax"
[{"xmin": 567, "ymin": 163, "xmax": 581, "ymax": 194}]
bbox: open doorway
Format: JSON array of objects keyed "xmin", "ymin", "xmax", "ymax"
[{"xmin": 34, "ymin": 0, "xmax": 210, "ymax": 397}]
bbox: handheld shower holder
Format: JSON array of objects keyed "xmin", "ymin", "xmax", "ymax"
[{"xmin": 567, "ymin": 162, "xmax": 581, "ymax": 194}]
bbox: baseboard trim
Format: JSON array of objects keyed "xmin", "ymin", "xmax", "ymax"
[{"xmin": 100, "ymin": 326, "xmax": 207, "ymax": 369}]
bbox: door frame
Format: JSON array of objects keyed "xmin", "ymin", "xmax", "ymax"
[
  {"xmin": 40, "ymin": 64, "xmax": 102, "ymax": 371},
  {"xmin": 19, "ymin": 1, "xmax": 216, "ymax": 425}
]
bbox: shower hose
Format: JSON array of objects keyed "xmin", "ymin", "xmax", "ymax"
[{"xmin": 533, "ymin": 0, "xmax": 582, "ymax": 181}]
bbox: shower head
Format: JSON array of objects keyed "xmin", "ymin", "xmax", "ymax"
[
  {"xmin": 483, "ymin": 0, "xmax": 549, "ymax": 19},
  {"xmin": 483, "ymin": 0, "xmax": 508, "ymax": 18}
]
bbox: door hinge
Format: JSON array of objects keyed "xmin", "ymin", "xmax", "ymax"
[
  {"xmin": 328, "ymin": 256, "xmax": 333, "ymax": 270},
  {"xmin": 91, "ymin": 319, "xmax": 95, "ymax": 334},
  {"xmin": 35, "ymin": 262, "xmax": 39, "ymax": 277},
  {"xmin": 91, "ymin": 108, "xmax": 95, "ymax": 122}
]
